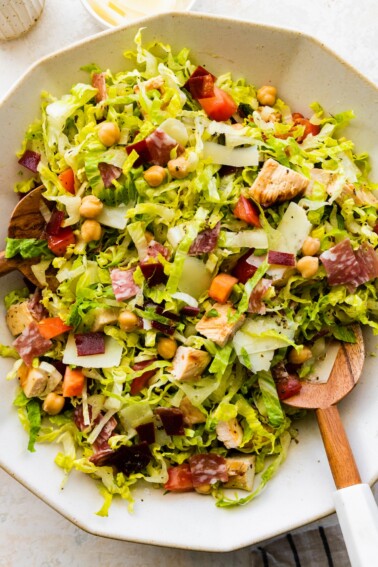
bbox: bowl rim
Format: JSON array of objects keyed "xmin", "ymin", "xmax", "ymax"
[{"xmin": 1, "ymin": 11, "xmax": 377, "ymax": 551}]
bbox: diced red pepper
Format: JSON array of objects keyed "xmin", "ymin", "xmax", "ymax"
[
  {"xmin": 62, "ymin": 367, "xmax": 85, "ymax": 397},
  {"xmin": 198, "ymin": 87, "xmax": 237, "ymax": 122},
  {"xmin": 292, "ymin": 113, "xmax": 321, "ymax": 142},
  {"xmin": 233, "ymin": 195, "xmax": 261, "ymax": 227},
  {"xmin": 46, "ymin": 209, "xmax": 65, "ymax": 236},
  {"xmin": 38, "ymin": 317, "xmax": 72, "ymax": 339},
  {"xmin": 130, "ymin": 359, "xmax": 157, "ymax": 395},
  {"xmin": 232, "ymin": 250, "xmax": 257, "ymax": 284},
  {"xmin": 47, "ymin": 227, "xmax": 75, "ymax": 256},
  {"xmin": 164, "ymin": 463, "xmax": 194, "ymax": 492},
  {"xmin": 58, "ymin": 168, "xmax": 75, "ymax": 194}
]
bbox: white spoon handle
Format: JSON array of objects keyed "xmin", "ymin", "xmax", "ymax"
[{"xmin": 334, "ymin": 484, "xmax": 378, "ymax": 567}]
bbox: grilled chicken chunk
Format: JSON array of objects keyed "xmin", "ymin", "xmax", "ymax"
[
  {"xmin": 20, "ymin": 367, "xmax": 48, "ymax": 398},
  {"xmin": 306, "ymin": 168, "xmax": 377, "ymax": 206},
  {"xmin": 224, "ymin": 455, "xmax": 256, "ymax": 491},
  {"xmin": 196, "ymin": 303, "xmax": 245, "ymax": 348},
  {"xmin": 249, "ymin": 158, "xmax": 309, "ymax": 207},
  {"xmin": 216, "ymin": 418, "xmax": 243, "ymax": 449},
  {"xmin": 6, "ymin": 301, "xmax": 35, "ymax": 336},
  {"xmin": 171, "ymin": 346, "xmax": 211, "ymax": 381},
  {"xmin": 179, "ymin": 396, "xmax": 206, "ymax": 425}
]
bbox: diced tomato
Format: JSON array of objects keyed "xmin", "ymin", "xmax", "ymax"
[
  {"xmin": 164, "ymin": 463, "xmax": 194, "ymax": 492},
  {"xmin": 276, "ymin": 375, "xmax": 302, "ymax": 400},
  {"xmin": 198, "ymin": 87, "xmax": 237, "ymax": 122},
  {"xmin": 47, "ymin": 227, "xmax": 75, "ymax": 256},
  {"xmin": 63, "ymin": 367, "xmax": 85, "ymax": 398},
  {"xmin": 233, "ymin": 195, "xmax": 261, "ymax": 227},
  {"xmin": 58, "ymin": 168, "xmax": 75, "ymax": 194},
  {"xmin": 292, "ymin": 113, "xmax": 321, "ymax": 142},
  {"xmin": 130, "ymin": 359, "xmax": 157, "ymax": 396},
  {"xmin": 38, "ymin": 317, "xmax": 72, "ymax": 339},
  {"xmin": 208, "ymin": 273, "xmax": 238, "ymax": 303}
]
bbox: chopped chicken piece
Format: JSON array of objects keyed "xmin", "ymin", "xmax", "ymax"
[
  {"xmin": 91, "ymin": 307, "xmax": 119, "ymax": 332},
  {"xmin": 304, "ymin": 168, "xmax": 339, "ymax": 198},
  {"xmin": 196, "ymin": 303, "xmax": 245, "ymax": 348},
  {"xmin": 306, "ymin": 168, "xmax": 378, "ymax": 206},
  {"xmin": 134, "ymin": 75, "xmax": 165, "ymax": 94},
  {"xmin": 171, "ymin": 346, "xmax": 211, "ymax": 382},
  {"xmin": 224, "ymin": 455, "xmax": 256, "ymax": 491},
  {"xmin": 249, "ymin": 158, "xmax": 309, "ymax": 207},
  {"xmin": 179, "ymin": 396, "xmax": 206, "ymax": 425},
  {"xmin": 20, "ymin": 367, "xmax": 48, "ymax": 398},
  {"xmin": 216, "ymin": 418, "xmax": 243, "ymax": 449},
  {"xmin": 6, "ymin": 301, "xmax": 35, "ymax": 336}
]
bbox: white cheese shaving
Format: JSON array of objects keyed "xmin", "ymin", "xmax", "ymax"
[
  {"xmin": 202, "ymin": 141, "xmax": 259, "ymax": 167},
  {"xmin": 62, "ymin": 334, "xmax": 123, "ymax": 368},
  {"xmin": 87, "ymin": 408, "xmax": 118, "ymax": 445}
]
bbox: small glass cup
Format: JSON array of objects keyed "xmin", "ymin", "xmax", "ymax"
[{"xmin": 0, "ymin": 0, "xmax": 45, "ymax": 41}]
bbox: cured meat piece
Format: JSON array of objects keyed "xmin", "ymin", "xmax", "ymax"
[
  {"xmin": 248, "ymin": 278, "xmax": 272, "ymax": 315},
  {"xmin": 28, "ymin": 289, "xmax": 47, "ymax": 321},
  {"xmin": 93, "ymin": 415, "xmax": 117, "ymax": 452},
  {"xmin": 146, "ymin": 128, "xmax": 183, "ymax": 167},
  {"xmin": 232, "ymin": 250, "xmax": 257, "ymax": 284},
  {"xmin": 267, "ymin": 250, "xmax": 296, "ymax": 266},
  {"xmin": 46, "ymin": 209, "xmax": 64, "ymax": 236},
  {"xmin": 92, "ymin": 72, "xmax": 107, "ymax": 103},
  {"xmin": 151, "ymin": 320, "xmax": 176, "ymax": 336},
  {"xmin": 180, "ymin": 306, "xmax": 200, "ymax": 317},
  {"xmin": 125, "ymin": 138, "xmax": 152, "ymax": 167},
  {"xmin": 98, "ymin": 162, "xmax": 122, "ymax": 188},
  {"xmin": 90, "ymin": 442, "xmax": 152, "ymax": 474},
  {"xmin": 183, "ymin": 65, "xmax": 216, "ymax": 92},
  {"xmin": 146, "ymin": 240, "xmax": 170, "ymax": 260},
  {"xmin": 74, "ymin": 404, "xmax": 93, "ymax": 431},
  {"xmin": 189, "ymin": 222, "xmax": 221, "ymax": 256},
  {"xmin": 189, "ymin": 454, "xmax": 228, "ymax": 487},
  {"xmin": 74, "ymin": 332, "xmax": 105, "ymax": 356},
  {"xmin": 155, "ymin": 407, "xmax": 185, "ymax": 436},
  {"xmin": 136, "ymin": 422, "xmax": 155, "ymax": 445},
  {"xmin": 272, "ymin": 362, "xmax": 302, "ymax": 400},
  {"xmin": 186, "ymin": 74, "xmax": 215, "ymax": 99},
  {"xmin": 18, "ymin": 149, "xmax": 41, "ymax": 173},
  {"xmin": 140, "ymin": 261, "xmax": 167, "ymax": 286},
  {"xmin": 164, "ymin": 463, "xmax": 194, "ymax": 492},
  {"xmin": 320, "ymin": 239, "xmax": 378, "ymax": 289},
  {"xmin": 13, "ymin": 322, "xmax": 52, "ymax": 367},
  {"xmin": 111, "ymin": 268, "xmax": 141, "ymax": 301}
]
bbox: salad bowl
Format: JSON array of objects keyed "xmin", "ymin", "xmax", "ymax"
[{"xmin": 0, "ymin": 12, "xmax": 378, "ymax": 552}]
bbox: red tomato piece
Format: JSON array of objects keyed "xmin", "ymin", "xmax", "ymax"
[
  {"xmin": 47, "ymin": 227, "xmax": 75, "ymax": 256},
  {"xmin": 38, "ymin": 317, "xmax": 72, "ymax": 339},
  {"xmin": 198, "ymin": 87, "xmax": 237, "ymax": 122},
  {"xmin": 292, "ymin": 112, "xmax": 321, "ymax": 142},
  {"xmin": 58, "ymin": 168, "xmax": 76, "ymax": 194},
  {"xmin": 233, "ymin": 195, "xmax": 261, "ymax": 227},
  {"xmin": 164, "ymin": 464, "xmax": 194, "ymax": 492}
]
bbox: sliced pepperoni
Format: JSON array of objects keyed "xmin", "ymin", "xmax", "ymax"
[
  {"xmin": 248, "ymin": 278, "xmax": 272, "ymax": 315},
  {"xmin": 92, "ymin": 72, "xmax": 107, "ymax": 103},
  {"xmin": 111, "ymin": 268, "xmax": 141, "ymax": 301},
  {"xmin": 189, "ymin": 222, "xmax": 221, "ymax": 256},
  {"xmin": 13, "ymin": 322, "xmax": 52, "ymax": 367},
  {"xmin": 98, "ymin": 163, "xmax": 122, "ymax": 188},
  {"xmin": 189, "ymin": 453, "xmax": 228, "ymax": 487}
]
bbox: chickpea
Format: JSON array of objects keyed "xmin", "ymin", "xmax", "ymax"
[
  {"xmin": 167, "ymin": 156, "xmax": 190, "ymax": 179},
  {"xmin": 43, "ymin": 392, "xmax": 65, "ymax": 416},
  {"xmin": 143, "ymin": 165, "xmax": 167, "ymax": 187},
  {"xmin": 118, "ymin": 310, "xmax": 140, "ymax": 332},
  {"xmin": 157, "ymin": 337, "xmax": 178, "ymax": 360},
  {"xmin": 302, "ymin": 236, "xmax": 321, "ymax": 257},
  {"xmin": 195, "ymin": 485, "xmax": 212, "ymax": 495},
  {"xmin": 257, "ymin": 85, "xmax": 277, "ymax": 107},
  {"xmin": 288, "ymin": 346, "xmax": 313, "ymax": 365},
  {"xmin": 296, "ymin": 256, "xmax": 319, "ymax": 279},
  {"xmin": 79, "ymin": 195, "xmax": 103, "ymax": 219},
  {"xmin": 98, "ymin": 122, "xmax": 121, "ymax": 147},
  {"xmin": 81, "ymin": 219, "xmax": 102, "ymax": 243}
]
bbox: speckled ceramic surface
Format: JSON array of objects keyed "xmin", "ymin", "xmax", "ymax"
[
  {"xmin": 0, "ymin": 10, "xmax": 378, "ymax": 554},
  {"xmin": 0, "ymin": 0, "xmax": 44, "ymax": 40}
]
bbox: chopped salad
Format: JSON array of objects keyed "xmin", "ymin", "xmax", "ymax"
[{"xmin": 3, "ymin": 32, "xmax": 378, "ymax": 514}]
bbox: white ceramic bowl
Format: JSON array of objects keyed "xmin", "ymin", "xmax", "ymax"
[
  {"xmin": 0, "ymin": 12, "xmax": 378, "ymax": 552},
  {"xmin": 81, "ymin": 0, "xmax": 196, "ymax": 28}
]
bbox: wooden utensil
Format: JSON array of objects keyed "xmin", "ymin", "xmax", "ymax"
[
  {"xmin": 0, "ymin": 186, "xmax": 57, "ymax": 288},
  {"xmin": 285, "ymin": 326, "xmax": 378, "ymax": 567}
]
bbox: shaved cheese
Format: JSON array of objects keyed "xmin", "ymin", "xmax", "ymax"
[
  {"xmin": 62, "ymin": 333, "xmax": 123, "ymax": 368},
  {"xmin": 81, "ymin": 379, "xmax": 91, "ymax": 426},
  {"xmin": 276, "ymin": 202, "xmax": 312, "ymax": 253},
  {"xmin": 167, "ymin": 224, "xmax": 186, "ymax": 249},
  {"xmin": 159, "ymin": 118, "xmax": 188, "ymax": 146},
  {"xmin": 56, "ymin": 195, "xmax": 81, "ymax": 227},
  {"xmin": 305, "ymin": 342, "xmax": 340, "ymax": 384},
  {"xmin": 178, "ymin": 257, "xmax": 212, "ymax": 299},
  {"xmin": 171, "ymin": 292, "xmax": 198, "ymax": 308},
  {"xmin": 97, "ymin": 204, "xmax": 129, "ymax": 230},
  {"xmin": 202, "ymin": 141, "xmax": 259, "ymax": 167},
  {"xmin": 222, "ymin": 229, "xmax": 268, "ymax": 249},
  {"xmin": 31, "ymin": 259, "xmax": 51, "ymax": 287}
]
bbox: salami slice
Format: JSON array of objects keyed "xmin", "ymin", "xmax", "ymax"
[
  {"xmin": 28, "ymin": 289, "xmax": 47, "ymax": 321},
  {"xmin": 320, "ymin": 239, "xmax": 378, "ymax": 288},
  {"xmin": 111, "ymin": 268, "xmax": 141, "ymax": 301},
  {"xmin": 92, "ymin": 72, "xmax": 107, "ymax": 103},
  {"xmin": 189, "ymin": 222, "xmax": 221, "ymax": 256},
  {"xmin": 189, "ymin": 453, "xmax": 228, "ymax": 487},
  {"xmin": 98, "ymin": 162, "xmax": 122, "ymax": 188},
  {"xmin": 145, "ymin": 128, "xmax": 183, "ymax": 167},
  {"xmin": 93, "ymin": 415, "xmax": 117, "ymax": 452},
  {"xmin": 147, "ymin": 240, "xmax": 170, "ymax": 260},
  {"xmin": 248, "ymin": 278, "xmax": 272, "ymax": 315},
  {"xmin": 13, "ymin": 322, "xmax": 52, "ymax": 366}
]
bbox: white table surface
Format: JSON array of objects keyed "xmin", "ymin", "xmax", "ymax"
[{"xmin": 1, "ymin": 1, "xmax": 378, "ymax": 565}]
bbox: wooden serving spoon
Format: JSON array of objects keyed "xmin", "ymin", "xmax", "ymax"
[
  {"xmin": 285, "ymin": 326, "xmax": 378, "ymax": 567},
  {"xmin": 0, "ymin": 187, "xmax": 57, "ymax": 289}
]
